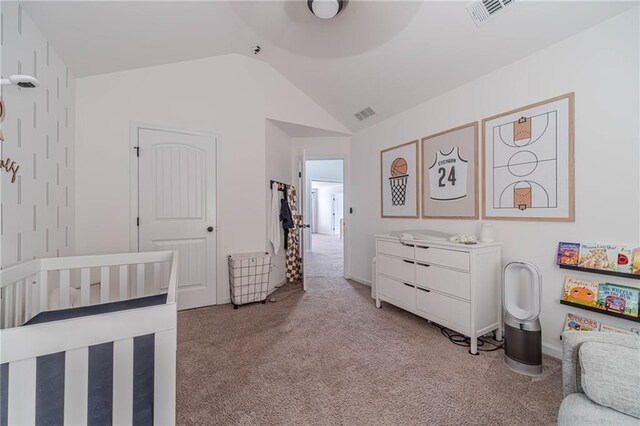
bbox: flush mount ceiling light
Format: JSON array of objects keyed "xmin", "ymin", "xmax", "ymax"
[{"xmin": 307, "ymin": 0, "xmax": 348, "ymax": 19}]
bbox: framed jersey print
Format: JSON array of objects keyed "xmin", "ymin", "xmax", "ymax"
[
  {"xmin": 482, "ymin": 93, "xmax": 574, "ymax": 221},
  {"xmin": 421, "ymin": 122, "xmax": 478, "ymax": 219},
  {"xmin": 381, "ymin": 140, "xmax": 419, "ymax": 218}
]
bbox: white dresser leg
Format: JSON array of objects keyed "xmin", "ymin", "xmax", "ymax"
[
  {"xmin": 495, "ymin": 325, "xmax": 503, "ymax": 342},
  {"xmin": 375, "ymin": 298, "xmax": 381, "ymax": 308},
  {"xmin": 470, "ymin": 337, "xmax": 479, "ymax": 355}
]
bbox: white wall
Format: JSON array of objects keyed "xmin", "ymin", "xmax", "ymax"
[
  {"xmin": 1, "ymin": 3, "xmax": 76, "ymax": 268},
  {"xmin": 75, "ymin": 53, "xmax": 348, "ymax": 304},
  {"xmin": 265, "ymin": 120, "xmax": 291, "ymax": 291},
  {"xmin": 350, "ymin": 8, "xmax": 640, "ymax": 355}
]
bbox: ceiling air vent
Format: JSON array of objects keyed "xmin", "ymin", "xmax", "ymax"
[
  {"xmin": 467, "ymin": 0, "xmax": 515, "ymax": 27},
  {"xmin": 354, "ymin": 107, "xmax": 376, "ymax": 121}
]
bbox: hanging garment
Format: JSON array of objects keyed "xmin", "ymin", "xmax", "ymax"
[
  {"xmin": 269, "ymin": 185, "xmax": 281, "ymax": 255},
  {"xmin": 280, "ymin": 194, "xmax": 294, "ymax": 250},
  {"xmin": 285, "ymin": 185, "xmax": 302, "ymax": 282}
]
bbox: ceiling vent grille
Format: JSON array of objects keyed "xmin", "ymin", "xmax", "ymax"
[
  {"xmin": 354, "ymin": 107, "xmax": 376, "ymax": 121},
  {"xmin": 467, "ymin": 0, "xmax": 515, "ymax": 27}
]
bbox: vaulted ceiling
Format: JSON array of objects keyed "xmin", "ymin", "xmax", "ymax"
[{"xmin": 22, "ymin": 1, "xmax": 636, "ymax": 132}]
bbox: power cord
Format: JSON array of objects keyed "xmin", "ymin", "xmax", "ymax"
[{"xmin": 432, "ymin": 322, "xmax": 504, "ymax": 352}]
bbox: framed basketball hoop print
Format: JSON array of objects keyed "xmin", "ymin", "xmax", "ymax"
[
  {"xmin": 381, "ymin": 140, "xmax": 419, "ymax": 218},
  {"xmin": 482, "ymin": 93, "xmax": 575, "ymax": 221},
  {"xmin": 422, "ymin": 122, "xmax": 478, "ymax": 219}
]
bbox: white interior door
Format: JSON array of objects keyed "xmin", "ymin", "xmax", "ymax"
[
  {"xmin": 138, "ymin": 127, "xmax": 217, "ymax": 310},
  {"xmin": 332, "ymin": 192, "xmax": 344, "ymax": 236},
  {"xmin": 299, "ymin": 150, "xmax": 309, "ymax": 291}
]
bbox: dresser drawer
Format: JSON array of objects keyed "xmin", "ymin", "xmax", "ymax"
[
  {"xmin": 416, "ymin": 264, "xmax": 470, "ymax": 300},
  {"xmin": 377, "ymin": 255, "xmax": 415, "ymax": 284},
  {"xmin": 416, "ymin": 288, "xmax": 470, "ymax": 333},
  {"xmin": 377, "ymin": 275, "xmax": 415, "ymax": 309},
  {"xmin": 415, "ymin": 246, "xmax": 469, "ymax": 271},
  {"xmin": 377, "ymin": 240, "xmax": 414, "ymax": 259}
]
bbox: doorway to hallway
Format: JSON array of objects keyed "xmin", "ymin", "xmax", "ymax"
[{"xmin": 303, "ymin": 160, "xmax": 344, "ymax": 280}]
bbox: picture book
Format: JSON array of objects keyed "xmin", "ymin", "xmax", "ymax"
[
  {"xmin": 596, "ymin": 283, "xmax": 640, "ymax": 318},
  {"xmin": 601, "ymin": 244, "xmax": 619, "ymax": 271},
  {"xmin": 564, "ymin": 313, "xmax": 600, "ymax": 332},
  {"xmin": 633, "ymin": 248, "xmax": 640, "ymax": 275},
  {"xmin": 616, "ymin": 246, "xmax": 634, "ymax": 273},
  {"xmin": 600, "ymin": 324, "xmax": 635, "ymax": 335},
  {"xmin": 557, "ymin": 242, "xmax": 580, "ymax": 266},
  {"xmin": 578, "ymin": 244, "xmax": 610, "ymax": 270},
  {"xmin": 562, "ymin": 276, "xmax": 599, "ymax": 308}
]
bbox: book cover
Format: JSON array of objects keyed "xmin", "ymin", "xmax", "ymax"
[
  {"xmin": 600, "ymin": 244, "xmax": 620, "ymax": 271},
  {"xmin": 557, "ymin": 242, "xmax": 580, "ymax": 266},
  {"xmin": 633, "ymin": 248, "xmax": 640, "ymax": 275},
  {"xmin": 562, "ymin": 276, "xmax": 599, "ymax": 308},
  {"xmin": 565, "ymin": 313, "xmax": 600, "ymax": 332},
  {"xmin": 578, "ymin": 244, "xmax": 611, "ymax": 270},
  {"xmin": 596, "ymin": 283, "xmax": 640, "ymax": 318},
  {"xmin": 616, "ymin": 246, "xmax": 633, "ymax": 274},
  {"xmin": 600, "ymin": 324, "xmax": 635, "ymax": 335}
]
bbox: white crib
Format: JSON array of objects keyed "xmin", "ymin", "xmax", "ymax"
[{"xmin": 0, "ymin": 250, "xmax": 178, "ymax": 425}]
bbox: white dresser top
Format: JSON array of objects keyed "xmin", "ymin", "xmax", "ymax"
[{"xmin": 375, "ymin": 233, "xmax": 502, "ymax": 250}]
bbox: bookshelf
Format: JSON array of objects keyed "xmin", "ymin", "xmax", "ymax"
[
  {"xmin": 559, "ymin": 264, "xmax": 640, "ymax": 281},
  {"xmin": 560, "ymin": 300, "xmax": 640, "ymax": 323}
]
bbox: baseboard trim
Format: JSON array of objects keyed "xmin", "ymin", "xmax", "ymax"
[
  {"xmin": 349, "ymin": 275, "xmax": 371, "ymax": 287},
  {"xmin": 542, "ymin": 343, "xmax": 562, "ymax": 359}
]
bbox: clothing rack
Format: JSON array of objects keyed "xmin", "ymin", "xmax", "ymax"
[{"xmin": 270, "ymin": 180, "xmax": 289, "ymax": 191}]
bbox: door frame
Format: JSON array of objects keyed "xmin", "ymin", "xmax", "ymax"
[
  {"xmin": 129, "ymin": 122, "xmax": 220, "ymax": 302},
  {"xmin": 301, "ymin": 156, "xmax": 351, "ymax": 279}
]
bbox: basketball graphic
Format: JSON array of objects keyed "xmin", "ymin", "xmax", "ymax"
[
  {"xmin": 390, "ymin": 157, "xmax": 408, "ymax": 177},
  {"xmin": 389, "ymin": 157, "xmax": 409, "ymax": 206}
]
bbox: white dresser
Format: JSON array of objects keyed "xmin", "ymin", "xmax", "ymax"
[{"xmin": 374, "ymin": 234, "xmax": 502, "ymax": 354}]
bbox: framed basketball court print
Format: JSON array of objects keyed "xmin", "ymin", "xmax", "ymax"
[
  {"xmin": 422, "ymin": 122, "xmax": 478, "ymax": 219},
  {"xmin": 482, "ymin": 93, "xmax": 575, "ymax": 221},
  {"xmin": 381, "ymin": 140, "xmax": 419, "ymax": 218}
]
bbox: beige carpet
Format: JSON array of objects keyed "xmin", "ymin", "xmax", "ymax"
[{"xmin": 177, "ymin": 236, "xmax": 562, "ymax": 425}]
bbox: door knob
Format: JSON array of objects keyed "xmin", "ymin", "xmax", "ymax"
[{"xmin": 207, "ymin": 226, "xmax": 214, "ymax": 232}]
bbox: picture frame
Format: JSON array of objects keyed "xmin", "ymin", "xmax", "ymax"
[
  {"xmin": 482, "ymin": 93, "xmax": 575, "ymax": 221},
  {"xmin": 421, "ymin": 122, "xmax": 478, "ymax": 219},
  {"xmin": 380, "ymin": 139, "xmax": 419, "ymax": 218}
]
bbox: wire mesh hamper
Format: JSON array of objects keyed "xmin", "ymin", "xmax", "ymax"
[{"xmin": 228, "ymin": 252, "xmax": 272, "ymax": 308}]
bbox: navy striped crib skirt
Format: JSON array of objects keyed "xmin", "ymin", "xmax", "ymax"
[{"xmin": 0, "ymin": 334, "xmax": 156, "ymax": 426}]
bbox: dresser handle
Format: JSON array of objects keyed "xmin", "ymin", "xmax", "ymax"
[
  {"xmin": 400, "ymin": 242, "xmax": 415, "ymax": 248},
  {"xmin": 416, "ymin": 245, "xmax": 430, "ymax": 249},
  {"xmin": 403, "ymin": 282, "xmax": 415, "ymax": 288},
  {"xmin": 417, "ymin": 287, "xmax": 431, "ymax": 293},
  {"xmin": 402, "ymin": 259, "xmax": 415, "ymax": 264},
  {"xmin": 417, "ymin": 262, "xmax": 431, "ymax": 267}
]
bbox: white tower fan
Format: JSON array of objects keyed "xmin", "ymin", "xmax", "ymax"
[{"xmin": 503, "ymin": 262, "xmax": 543, "ymax": 376}]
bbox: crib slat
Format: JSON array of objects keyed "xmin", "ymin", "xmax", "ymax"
[
  {"xmin": 81, "ymin": 268, "xmax": 90, "ymax": 306},
  {"xmin": 113, "ymin": 338, "xmax": 134, "ymax": 425},
  {"xmin": 39, "ymin": 271, "xmax": 48, "ymax": 312},
  {"xmin": 119, "ymin": 265, "xmax": 128, "ymax": 300},
  {"xmin": 154, "ymin": 263, "xmax": 161, "ymax": 295},
  {"xmin": 137, "ymin": 264, "xmax": 145, "ymax": 297},
  {"xmin": 100, "ymin": 267, "xmax": 110, "ymax": 303},
  {"xmin": 14, "ymin": 280, "xmax": 24, "ymax": 326},
  {"xmin": 154, "ymin": 329, "xmax": 177, "ymax": 425},
  {"xmin": 4, "ymin": 285, "xmax": 14, "ymax": 328},
  {"xmin": 25, "ymin": 275, "xmax": 34, "ymax": 322},
  {"xmin": 8, "ymin": 358, "xmax": 37, "ymax": 425},
  {"xmin": 59, "ymin": 270, "xmax": 71, "ymax": 309},
  {"xmin": 64, "ymin": 347, "xmax": 88, "ymax": 425}
]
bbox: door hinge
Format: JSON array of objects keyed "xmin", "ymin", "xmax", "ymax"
[
  {"xmin": 136, "ymin": 217, "xmax": 140, "ymax": 227},
  {"xmin": 134, "ymin": 146, "xmax": 140, "ymax": 157}
]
